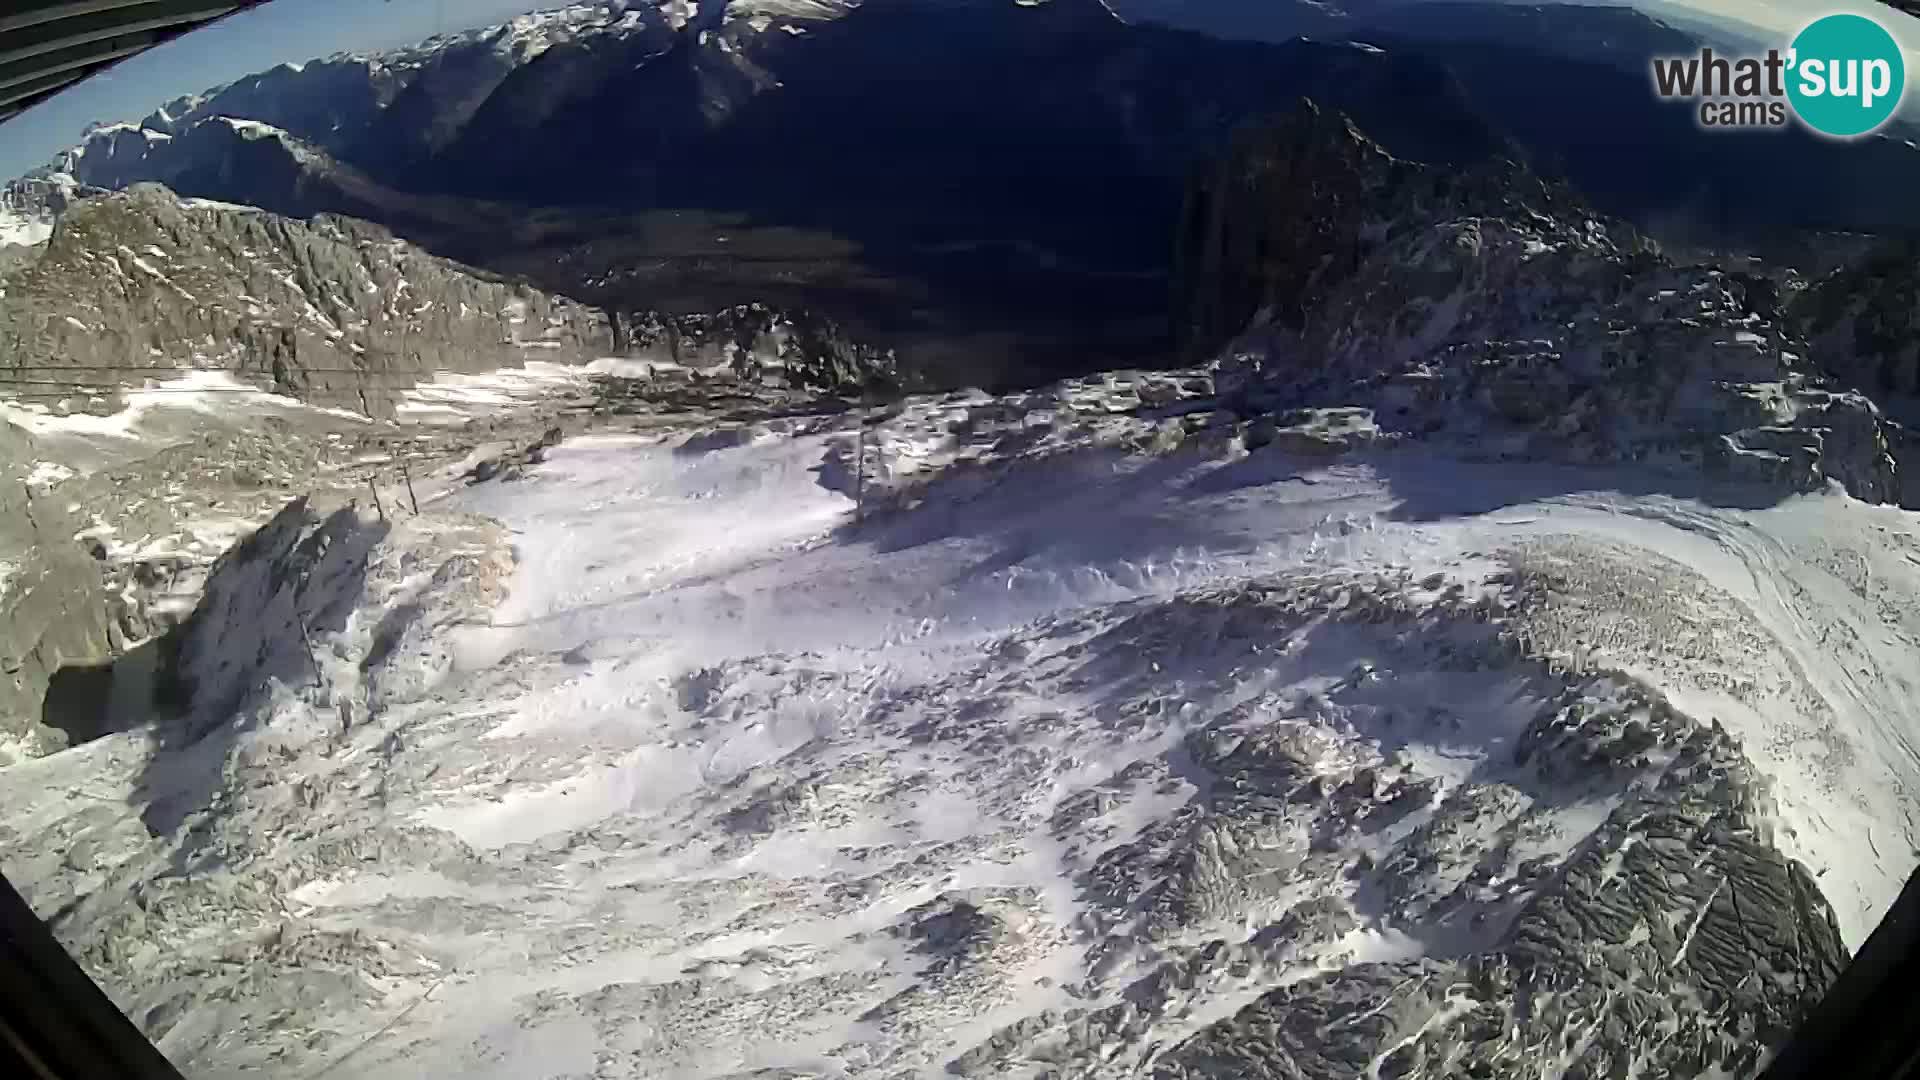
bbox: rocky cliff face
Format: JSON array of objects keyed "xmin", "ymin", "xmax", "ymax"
[
  {"xmin": 0, "ymin": 184, "xmax": 609, "ymax": 418},
  {"xmin": 1177, "ymin": 100, "xmax": 1903, "ymax": 507},
  {"xmin": 167, "ymin": 498, "xmax": 391, "ymax": 742},
  {"xmin": 1171, "ymin": 98, "xmax": 1616, "ymax": 357},
  {"xmin": 0, "ymin": 424, "xmax": 117, "ymax": 762},
  {"xmin": 1797, "ymin": 237, "xmax": 1920, "ymax": 401},
  {"xmin": 1794, "ymin": 238, "xmax": 1920, "ymax": 507}
]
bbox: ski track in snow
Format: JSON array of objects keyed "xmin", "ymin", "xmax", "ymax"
[{"xmin": 4, "ymin": 411, "xmax": 1918, "ymax": 1077}]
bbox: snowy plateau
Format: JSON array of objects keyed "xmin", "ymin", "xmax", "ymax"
[{"xmin": 0, "ymin": 374, "xmax": 1909, "ymax": 1078}]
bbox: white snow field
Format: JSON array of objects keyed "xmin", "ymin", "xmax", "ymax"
[
  {"xmin": 457, "ymin": 421, "xmax": 1920, "ymax": 938},
  {"xmin": 2, "ymin": 398, "xmax": 1917, "ymax": 1077}
]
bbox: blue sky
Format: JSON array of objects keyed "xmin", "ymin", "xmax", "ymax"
[
  {"xmin": 7, "ymin": 0, "xmax": 1920, "ymax": 181},
  {"xmin": 2, "ymin": 0, "xmax": 554, "ymax": 180}
]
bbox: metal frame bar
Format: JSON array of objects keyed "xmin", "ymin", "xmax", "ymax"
[{"xmin": 0, "ymin": 0, "xmax": 267, "ymax": 124}]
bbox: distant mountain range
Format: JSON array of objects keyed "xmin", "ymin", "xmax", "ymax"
[{"xmin": 17, "ymin": 0, "xmax": 1920, "ymax": 383}]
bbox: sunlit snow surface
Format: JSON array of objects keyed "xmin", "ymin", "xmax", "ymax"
[
  {"xmin": 0, "ymin": 369, "xmax": 371, "ymax": 474},
  {"xmin": 0, "ymin": 206, "xmax": 52, "ymax": 248},
  {"xmin": 3, "ymin": 404, "xmax": 1918, "ymax": 1077},
  {"xmin": 447, "ymin": 428, "xmax": 1919, "ymax": 942}
]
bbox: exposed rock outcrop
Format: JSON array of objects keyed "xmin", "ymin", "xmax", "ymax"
[
  {"xmin": 1153, "ymin": 667, "xmax": 1846, "ymax": 1080},
  {"xmin": 611, "ymin": 303, "xmax": 902, "ymax": 396},
  {"xmin": 168, "ymin": 499, "xmax": 388, "ymax": 739},
  {"xmin": 1172, "ymin": 98, "xmax": 1616, "ymax": 359},
  {"xmin": 0, "ymin": 425, "xmax": 117, "ymax": 762}
]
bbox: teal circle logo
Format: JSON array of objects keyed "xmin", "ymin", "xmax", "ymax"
[{"xmin": 1786, "ymin": 13, "xmax": 1906, "ymax": 138}]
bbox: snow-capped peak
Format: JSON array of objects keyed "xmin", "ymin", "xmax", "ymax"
[
  {"xmin": 348, "ymin": 1, "xmax": 674, "ymax": 67},
  {"xmin": 721, "ymin": 0, "xmax": 861, "ymax": 23},
  {"xmin": 213, "ymin": 115, "xmax": 288, "ymax": 141}
]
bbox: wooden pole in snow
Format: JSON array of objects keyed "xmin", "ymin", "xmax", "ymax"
[
  {"xmin": 296, "ymin": 611, "xmax": 318, "ymax": 675},
  {"xmin": 400, "ymin": 457, "xmax": 420, "ymax": 514},
  {"xmin": 854, "ymin": 422, "xmax": 865, "ymax": 524}
]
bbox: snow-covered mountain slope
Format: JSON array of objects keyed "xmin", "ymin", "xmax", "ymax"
[
  {"xmin": 126, "ymin": 2, "xmax": 686, "ymax": 150},
  {"xmin": 6, "ymin": 375, "xmax": 1912, "ymax": 1076},
  {"xmin": 74, "ymin": 0, "xmax": 826, "ymax": 181},
  {"xmin": 0, "ymin": 175, "xmax": 884, "ymax": 764},
  {"xmin": 0, "ymin": 359, "xmax": 612, "ymax": 765}
]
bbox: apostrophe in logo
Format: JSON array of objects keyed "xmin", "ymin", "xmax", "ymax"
[
  {"xmin": 1649, "ymin": 11, "xmax": 1908, "ymax": 139},
  {"xmin": 1786, "ymin": 13, "xmax": 1906, "ymax": 138}
]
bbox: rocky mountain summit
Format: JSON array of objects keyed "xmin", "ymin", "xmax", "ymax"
[
  {"xmin": 1178, "ymin": 100, "xmax": 1904, "ymax": 508},
  {"xmin": 0, "ymin": 184, "xmax": 607, "ymax": 419}
]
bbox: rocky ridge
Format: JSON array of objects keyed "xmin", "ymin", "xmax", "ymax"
[
  {"xmin": 1177, "ymin": 100, "xmax": 1903, "ymax": 507},
  {"xmin": 0, "ymin": 171, "xmax": 922, "ymax": 760},
  {"xmin": 41, "ymin": 115, "xmax": 536, "ymax": 246},
  {"xmin": 0, "ymin": 184, "xmax": 608, "ymax": 419}
]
